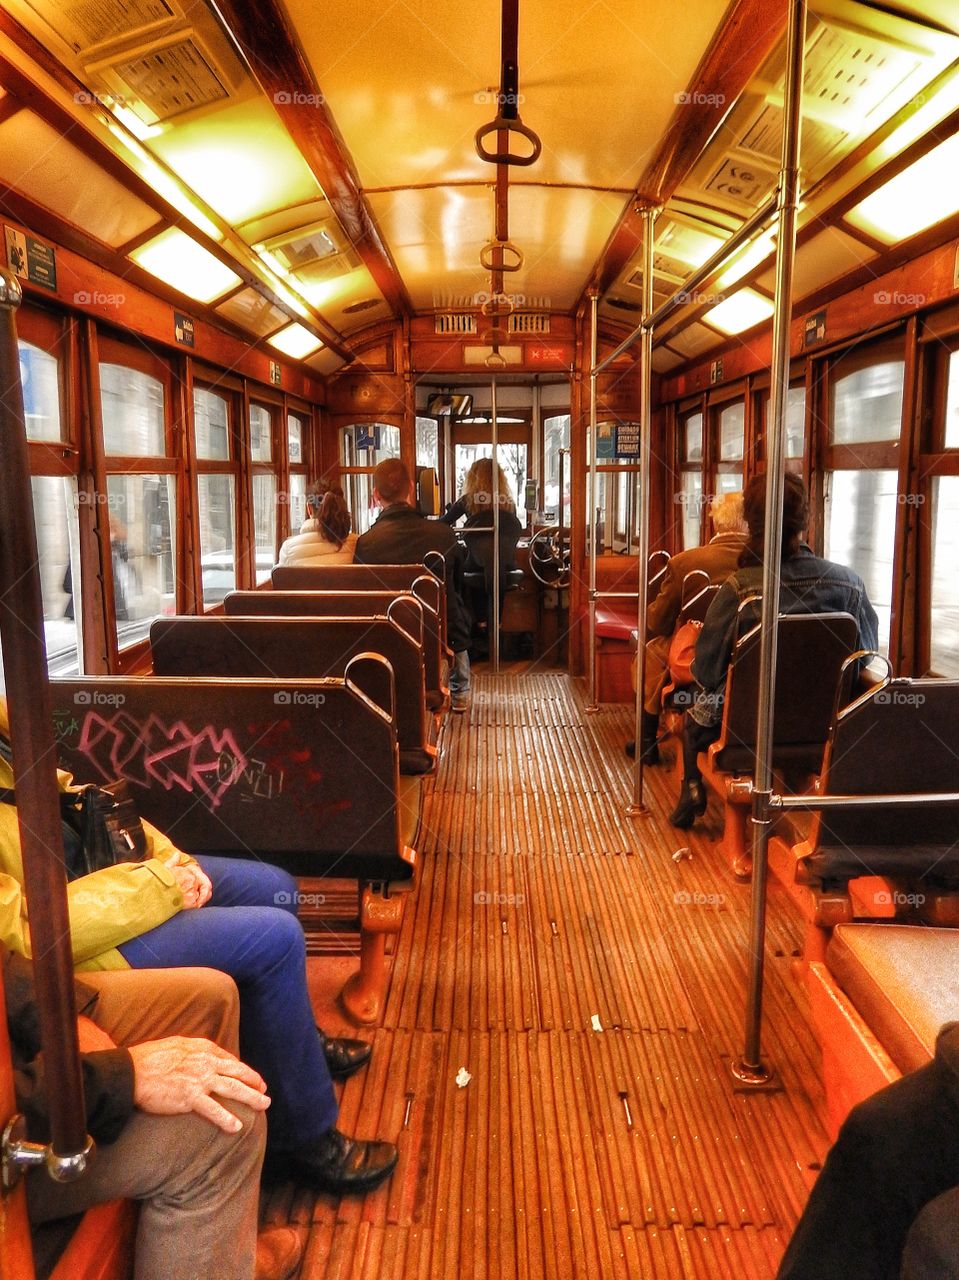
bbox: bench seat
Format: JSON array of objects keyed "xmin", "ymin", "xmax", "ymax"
[
  {"xmin": 594, "ymin": 601, "xmax": 637, "ymax": 642},
  {"xmin": 826, "ymin": 924, "xmax": 959, "ymax": 1075}
]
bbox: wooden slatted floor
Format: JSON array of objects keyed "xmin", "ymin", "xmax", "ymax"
[{"xmin": 268, "ymin": 672, "xmax": 830, "ymax": 1279}]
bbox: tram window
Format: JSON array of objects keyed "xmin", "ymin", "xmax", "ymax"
[
  {"xmin": 760, "ymin": 386, "xmax": 806, "ymax": 460},
  {"xmin": 340, "ymin": 423, "xmax": 401, "ymax": 534},
  {"xmin": 288, "ymin": 414, "xmax": 304, "ymax": 464},
  {"xmin": 824, "ymin": 469, "xmax": 897, "ymax": 652},
  {"xmin": 197, "ymin": 474, "xmax": 237, "ymax": 603},
  {"xmin": 250, "ymin": 403, "xmax": 272, "ymax": 463},
  {"xmin": 830, "ymin": 349, "xmax": 905, "ymax": 445},
  {"xmin": 253, "ymin": 472, "xmax": 277, "ymax": 584},
  {"xmin": 105, "ymin": 475, "xmax": 175, "ymax": 649},
  {"xmin": 717, "ymin": 400, "xmax": 745, "ymax": 494},
  {"xmin": 287, "ymin": 411, "xmax": 309, "ymax": 533},
  {"xmin": 678, "ymin": 471, "xmax": 703, "ymax": 550},
  {"xmin": 416, "ymin": 416, "xmax": 439, "ymax": 470},
  {"xmin": 340, "ymin": 423, "xmax": 401, "ymax": 466},
  {"xmin": 249, "ymin": 403, "xmax": 278, "ymax": 583},
  {"xmin": 592, "ymin": 470, "xmax": 641, "ymax": 554},
  {"xmin": 288, "ymin": 472, "xmax": 307, "ymax": 531},
  {"xmin": 453, "ymin": 443, "xmax": 528, "ymax": 522},
  {"xmin": 100, "ymin": 364, "xmax": 165, "ymax": 456},
  {"xmin": 945, "ymin": 351, "xmax": 959, "ymax": 449},
  {"xmin": 19, "ymin": 342, "xmax": 62, "ymax": 441},
  {"xmin": 194, "ymin": 388, "xmax": 231, "ymax": 460},
  {"xmin": 930, "ymin": 476, "xmax": 959, "ymax": 677},
  {"xmin": 30, "ymin": 475, "xmax": 82, "ymax": 677},
  {"xmin": 679, "ymin": 410, "xmax": 704, "ymax": 549},
  {"xmin": 543, "ymin": 414, "xmax": 571, "ymax": 522}
]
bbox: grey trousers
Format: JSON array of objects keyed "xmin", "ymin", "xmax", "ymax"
[{"xmin": 28, "ymin": 966, "xmax": 265, "ymax": 1280}]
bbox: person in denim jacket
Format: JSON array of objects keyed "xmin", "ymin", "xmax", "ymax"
[{"xmin": 669, "ymin": 472, "xmax": 879, "ymax": 828}]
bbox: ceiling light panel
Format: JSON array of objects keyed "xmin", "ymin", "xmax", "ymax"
[
  {"xmin": 704, "ymin": 289, "xmax": 775, "ymax": 335},
  {"xmin": 130, "ymin": 227, "xmax": 241, "ymax": 302},
  {"xmin": 267, "ymin": 323, "xmax": 324, "ymax": 358},
  {"xmin": 847, "ymin": 132, "xmax": 959, "ymax": 243}
]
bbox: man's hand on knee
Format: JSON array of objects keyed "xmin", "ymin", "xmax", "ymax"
[{"xmin": 128, "ymin": 1037, "xmax": 270, "ymax": 1133}]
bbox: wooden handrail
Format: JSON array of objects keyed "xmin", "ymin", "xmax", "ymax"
[{"xmin": 0, "ymin": 270, "xmax": 89, "ymax": 1163}]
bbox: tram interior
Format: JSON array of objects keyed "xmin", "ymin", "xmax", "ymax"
[{"xmin": 0, "ymin": 0, "xmax": 959, "ymax": 1276}]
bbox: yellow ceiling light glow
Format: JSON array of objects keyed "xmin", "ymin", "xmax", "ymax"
[
  {"xmin": 130, "ymin": 228, "xmax": 241, "ymax": 304},
  {"xmin": 717, "ymin": 229, "xmax": 778, "ymax": 289},
  {"xmin": 704, "ymin": 289, "xmax": 776, "ymax": 335},
  {"xmin": 107, "ymin": 124, "xmax": 223, "ymax": 241},
  {"xmin": 267, "ymin": 323, "xmax": 324, "ymax": 358},
  {"xmin": 847, "ymin": 132, "xmax": 959, "ymax": 244}
]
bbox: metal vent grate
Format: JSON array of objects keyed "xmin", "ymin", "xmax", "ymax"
[
  {"xmin": 435, "ymin": 314, "xmax": 478, "ymax": 335},
  {"xmin": 508, "ymin": 313, "xmax": 550, "ymax": 334}
]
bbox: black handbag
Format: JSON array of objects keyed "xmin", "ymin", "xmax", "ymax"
[{"xmin": 0, "ymin": 735, "xmax": 148, "ymax": 880}]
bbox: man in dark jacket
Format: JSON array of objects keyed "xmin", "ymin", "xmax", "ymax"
[
  {"xmin": 778, "ymin": 1023, "xmax": 959, "ymax": 1280},
  {"xmin": 5, "ymin": 946, "xmax": 301, "ymax": 1280},
  {"xmin": 354, "ymin": 458, "xmax": 473, "ymax": 711}
]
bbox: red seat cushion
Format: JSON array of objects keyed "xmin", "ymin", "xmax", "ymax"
[{"xmin": 594, "ymin": 601, "xmax": 638, "ymax": 641}]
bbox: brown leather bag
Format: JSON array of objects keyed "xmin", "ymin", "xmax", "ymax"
[{"xmin": 668, "ymin": 619, "xmax": 703, "ymax": 686}]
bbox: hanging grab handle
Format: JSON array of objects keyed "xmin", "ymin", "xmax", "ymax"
[
  {"xmin": 474, "ymin": 116, "xmax": 542, "ymax": 167},
  {"xmin": 479, "ymin": 239, "xmax": 524, "ymax": 272}
]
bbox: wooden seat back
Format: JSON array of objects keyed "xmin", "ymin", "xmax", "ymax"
[
  {"xmin": 150, "ymin": 609, "xmax": 433, "ymax": 774},
  {"xmin": 272, "ymin": 561, "xmax": 447, "ymax": 639},
  {"xmin": 49, "ymin": 667, "xmax": 413, "ymax": 884},
  {"xmin": 225, "ymin": 582, "xmax": 447, "ymax": 707},
  {"xmin": 712, "ymin": 611, "xmax": 859, "ymax": 774},
  {"xmin": 800, "ymin": 678, "xmax": 959, "ymax": 885}
]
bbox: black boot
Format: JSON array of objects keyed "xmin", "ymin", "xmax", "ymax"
[
  {"xmin": 640, "ymin": 711, "xmax": 661, "ymax": 765},
  {"xmin": 668, "ymin": 780, "xmax": 707, "ymax": 829}
]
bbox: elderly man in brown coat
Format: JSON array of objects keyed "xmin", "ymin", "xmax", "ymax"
[{"xmin": 628, "ymin": 491, "xmax": 747, "ymax": 763}]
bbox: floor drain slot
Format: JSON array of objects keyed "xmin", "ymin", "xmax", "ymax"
[
  {"xmin": 403, "ymin": 1092, "xmax": 414, "ymax": 1128},
  {"xmin": 619, "ymin": 1091, "xmax": 633, "ymax": 1129}
]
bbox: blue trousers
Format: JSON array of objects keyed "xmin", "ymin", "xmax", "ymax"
[{"xmin": 118, "ymin": 856, "xmax": 337, "ymax": 1151}]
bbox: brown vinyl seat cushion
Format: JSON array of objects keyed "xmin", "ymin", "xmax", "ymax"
[
  {"xmin": 826, "ymin": 923, "xmax": 959, "ymax": 1075},
  {"xmin": 398, "ymin": 775, "xmax": 423, "ymax": 851}
]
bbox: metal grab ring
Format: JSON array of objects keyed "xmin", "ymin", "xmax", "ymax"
[
  {"xmin": 485, "ymin": 350, "xmax": 508, "ymax": 368},
  {"xmin": 474, "ymin": 116, "xmax": 542, "ymax": 167},
  {"xmin": 480, "ymin": 294, "xmax": 515, "ymax": 317},
  {"xmin": 479, "ymin": 239, "xmax": 524, "ymax": 273},
  {"xmin": 478, "ymin": 326, "xmax": 510, "ymax": 346}
]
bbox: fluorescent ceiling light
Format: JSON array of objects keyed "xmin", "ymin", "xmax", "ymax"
[
  {"xmin": 130, "ymin": 228, "xmax": 241, "ymax": 304},
  {"xmin": 107, "ymin": 125, "xmax": 223, "ymax": 241},
  {"xmin": 847, "ymin": 132, "xmax": 959, "ymax": 244},
  {"xmin": 267, "ymin": 323, "xmax": 324, "ymax": 358},
  {"xmin": 717, "ymin": 229, "xmax": 777, "ymax": 289},
  {"xmin": 704, "ymin": 289, "xmax": 775, "ymax": 335}
]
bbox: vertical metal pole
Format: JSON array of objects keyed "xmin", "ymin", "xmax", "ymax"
[
  {"xmin": 733, "ymin": 0, "xmax": 807, "ymax": 1086},
  {"xmin": 586, "ymin": 291, "xmax": 599, "ymax": 711},
  {"xmin": 491, "ymin": 378, "xmax": 501, "ymax": 674},
  {"xmin": 531, "ymin": 380, "xmax": 542, "ymax": 526},
  {"xmin": 0, "ymin": 271, "xmax": 90, "ymax": 1164},
  {"xmin": 627, "ymin": 208, "xmax": 657, "ymax": 816}
]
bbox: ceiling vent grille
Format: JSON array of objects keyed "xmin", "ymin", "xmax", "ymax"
[
  {"xmin": 435, "ymin": 313, "xmax": 478, "ymax": 335},
  {"xmin": 508, "ymin": 313, "xmax": 550, "ymax": 334}
]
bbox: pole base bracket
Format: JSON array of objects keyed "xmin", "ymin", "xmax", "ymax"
[{"xmin": 730, "ymin": 1059, "xmax": 781, "ymax": 1092}]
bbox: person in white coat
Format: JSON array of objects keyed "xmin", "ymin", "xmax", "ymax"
[{"xmin": 277, "ymin": 482, "xmax": 357, "ymax": 566}]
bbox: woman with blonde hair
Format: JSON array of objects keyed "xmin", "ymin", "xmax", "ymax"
[
  {"xmin": 277, "ymin": 481, "xmax": 356, "ymax": 566},
  {"xmin": 441, "ymin": 457, "xmax": 524, "ymax": 647}
]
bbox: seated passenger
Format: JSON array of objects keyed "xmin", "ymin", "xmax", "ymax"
[
  {"xmin": 626, "ymin": 492, "xmax": 747, "ymax": 763},
  {"xmin": 440, "ymin": 457, "xmax": 523, "ymax": 639},
  {"xmin": 354, "ymin": 457, "xmax": 473, "ymax": 712},
  {"xmin": 777, "ymin": 1022, "xmax": 959, "ymax": 1280},
  {"xmin": 11, "ymin": 947, "xmax": 302, "ymax": 1280},
  {"xmin": 277, "ymin": 481, "xmax": 356, "ymax": 566},
  {"xmin": 669, "ymin": 472, "xmax": 879, "ymax": 828},
  {"xmin": 0, "ymin": 701, "xmax": 397, "ymax": 1197}
]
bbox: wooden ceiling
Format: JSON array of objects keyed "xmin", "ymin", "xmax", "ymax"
[{"xmin": 0, "ymin": 0, "xmax": 957, "ymax": 372}]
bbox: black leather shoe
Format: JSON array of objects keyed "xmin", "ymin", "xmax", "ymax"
[
  {"xmin": 668, "ymin": 780, "xmax": 707, "ymax": 829},
  {"xmin": 287, "ymin": 1128, "xmax": 398, "ymax": 1195},
  {"xmin": 318, "ymin": 1032, "xmax": 372, "ymax": 1080},
  {"xmin": 625, "ymin": 740, "xmax": 636, "ymax": 759}
]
